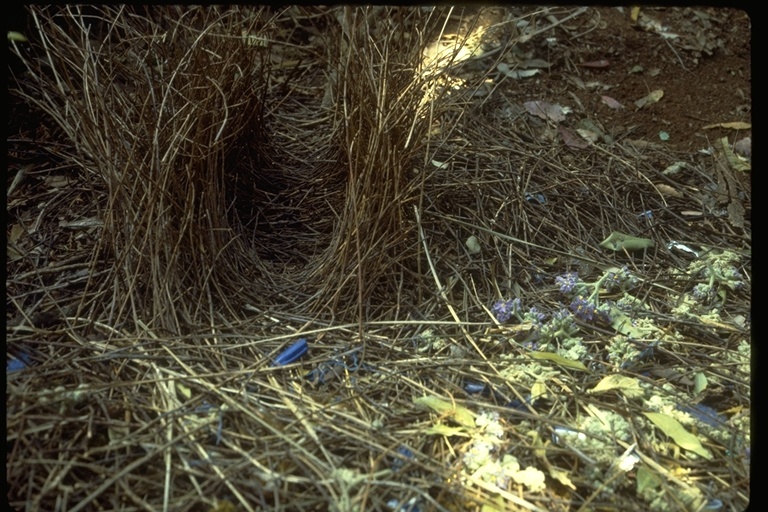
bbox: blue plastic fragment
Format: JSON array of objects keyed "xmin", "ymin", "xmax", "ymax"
[
  {"xmin": 192, "ymin": 400, "xmax": 215, "ymax": 414},
  {"xmin": 552, "ymin": 426, "xmax": 586, "ymax": 444},
  {"xmin": 637, "ymin": 210, "xmax": 653, "ymax": 220},
  {"xmin": 272, "ymin": 338, "xmax": 308, "ymax": 366},
  {"xmin": 7, "ymin": 358, "xmax": 26, "ymax": 373},
  {"xmin": 305, "ymin": 360, "xmax": 345, "ymax": 384},
  {"xmin": 391, "ymin": 445, "xmax": 415, "ymax": 472},
  {"xmin": 464, "ymin": 381, "xmax": 486, "ymax": 394},
  {"xmin": 7, "ymin": 351, "xmax": 32, "ymax": 373},
  {"xmin": 703, "ymin": 499, "xmax": 723, "ymax": 511},
  {"xmin": 506, "ymin": 399, "xmax": 528, "ymax": 411},
  {"xmin": 215, "ymin": 410, "xmax": 224, "ymax": 445},
  {"xmin": 304, "ymin": 346, "xmax": 374, "ymax": 385},
  {"xmin": 525, "ymin": 192, "xmax": 547, "ymax": 205},
  {"xmin": 676, "ymin": 403, "xmax": 727, "ymax": 428},
  {"xmin": 386, "ymin": 498, "xmax": 421, "ymax": 512}
]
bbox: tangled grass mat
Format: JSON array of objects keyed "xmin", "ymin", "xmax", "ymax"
[{"xmin": 8, "ymin": 6, "xmax": 750, "ymax": 511}]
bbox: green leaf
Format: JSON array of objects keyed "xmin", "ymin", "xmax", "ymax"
[
  {"xmin": 719, "ymin": 136, "xmax": 750, "ymax": 172},
  {"xmin": 609, "ymin": 307, "xmax": 645, "ymax": 337},
  {"xmin": 717, "ymin": 287, "xmax": 728, "ymax": 304},
  {"xmin": 599, "ymin": 231, "xmax": 654, "ymax": 252},
  {"xmin": 466, "ymin": 235, "xmax": 481, "ymax": 254},
  {"xmin": 8, "ymin": 31, "xmax": 28, "ymax": 42},
  {"xmin": 529, "ymin": 351, "xmax": 588, "ymax": 371},
  {"xmin": 607, "ymin": 305, "xmax": 662, "ymax": 338},
  {"xmin": 531, "ymin": 380, "xmax": 548, "ymax": 400},
  {"xmin": 509, "ymin": 466, "xmax": 547, "ymax": 492},
  {"xmin": 414, "ymin": 395, "xmax": 476, "ymax": 428},
  {"xmin": 643, "ymin": 412, "xmax": 712, "ymax": 459},
  {"xmin": 424, "ymin": 423, "xmax": 471, "ymax": 437},
  {"xmin": 693, "ymin": 373, "xmax": 708, "ymax": 396},
  {"xmin": 177, "ymin": 381, "xmax": 192, "ymax": 400},
  {"xmin": 480, "ymin": 494, "xmax": 506, "ymax": 512},
  {"xmin": 634, "ymin": 89, "xmax": 664, "ymax": 109},
  {"xmin": 547, "ymin": 466, "xmax": 576, "ymax": 490},
  {"xmin": 589, "ymin": 374, "xmax": 645, "ymax": 398},
  {"xmin": 636, "ymin": 465, "xmax": 663, "ymax": 493}
]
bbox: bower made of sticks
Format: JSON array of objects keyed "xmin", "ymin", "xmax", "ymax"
[
  {"xmin": 11, "ymin": 6, "xmax": 463, "ymax": 332},
  {"xmin": 10, "ymin": 4, "xmax": 750, "ymax": 336}
]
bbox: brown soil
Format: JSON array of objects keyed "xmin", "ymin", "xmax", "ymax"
[{"xmin": 491, "ymin": 6, "xmax": 751, "ymax": 153}]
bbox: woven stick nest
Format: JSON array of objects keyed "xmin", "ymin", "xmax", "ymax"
[{"xmin": 8, "ymin": 6, "xmax": 750, "ymax": 512}]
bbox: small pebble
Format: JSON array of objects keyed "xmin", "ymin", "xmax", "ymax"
[{"xmin": 733, "ymin": 137, "xmax": 751, "ymax": 157}]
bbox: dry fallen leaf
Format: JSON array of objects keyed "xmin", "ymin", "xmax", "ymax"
[
  {"xmin": 9, "ymin": 223, "xmax": 26, "ymax": 244},
  {"xmin": 702, "ymin": 121, "xmax": 751, "ymax": 130},
  {"xmin": 589, "ymin": 374, "xmax": 644, "ymax": 398},
  {"xmin": 578, "ymin": 59, "xmax": 610, "ymax": 68},
  {"xmin": 7, "ymin": 244, "xmax": 26, "ymax": 262},
  {"xmin": 524, "ymin": 101, "xmax": 568, "ymax": 123},
  {"xmin": 654, "ymin": 183, "xmax": 683, "ymax": 198},
  {"xmin": 44, "ymin": 175, "xmax": 71, "ymax": 188},
  {"xmin": 634, "ymin": 89, "xmax": 664, "ymax": 109},
  {"xmin": 601, "ymin": 95, "xmax": 624, "ymax": 109},
  {"xmin": 719, "ymin": 136, "xmax": 750, "ymax": 172},
  {"xmin": 576, "ymin": 128, "xmax": 599, "ymax": 143},
  {"xmin": 521, "ymin": 58, "xmax": 552, "ymax": 69},
  {"xmin": 413, "ymin": 395, "xmax": 476, "ymax": 428},
  {"xmin": 498, "ymin": 63, "xmax": 541, "ymax": 79},
  {"xmin": 559, "ymin": 126, "xmax": 589, "ymax": 149}
]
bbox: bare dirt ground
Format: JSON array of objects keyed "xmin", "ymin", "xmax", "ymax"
[{"xmin": 489, "ymin": 6, "xmax": 751, "ymax": 154}]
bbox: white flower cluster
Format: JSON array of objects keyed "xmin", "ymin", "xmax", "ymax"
[{"xmin": 461, "ymin": 410, "xmax": 546, "ymax": 492}]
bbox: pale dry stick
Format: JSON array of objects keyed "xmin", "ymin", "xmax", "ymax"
[
  {"xmin": 266, "ymin": 374, "xmax": 323, "ymax": 446},
  {"xmin": 31, "ymin": 457, "xmax": 80, "ymax": 511},
  {"xmin": 206, "ymin": 76, "xmax": 229, "ymax": 143},
  {"xmin": 152, "ymin": 362, "xmax": 259, "ymax": 512},
  {"xmin": 28, "ymin": 9, "xmax": 66, "ymax": 100},
  {"xmin": 65, "ymin": 453, "xmax": 157, "ymax": 512},
  {"xmin": 176, "ymin": 412, "xmax": 256, "ymax": 512},
  {"xmin": 588, "ymin": 142, "xmax": 670, "ymax": 208},
  {"xmin": 152, "ymin": 364, "xmax": 176, "ymax": 512},
  {"xmin": 338, "ymin": 7, "xmax": 367, "ymax": 357},
  {"xmin": 405, "ymin": 6, "xmax": 454, "ymax": 149},
  {"xmin": 152, "ymin": 11, "xmax": 207, "ymax": 157},
  {"xmin": 160, "ymin": 346, "xmax": 337, "ymax": 467},
  {"xmin": 413, "ymin": 205, "xmax": 490, "ymax": 363},
  {"xmin": 65, "ymin": 424, "xmax": 207, "ymax": 512},
  {"xmin": 664, "ymin": 37, "xmax": 690, "ymax": 72},
  {"xmin": 706, "ymin": 471, "xmax": 749, "ymax": 504}
]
